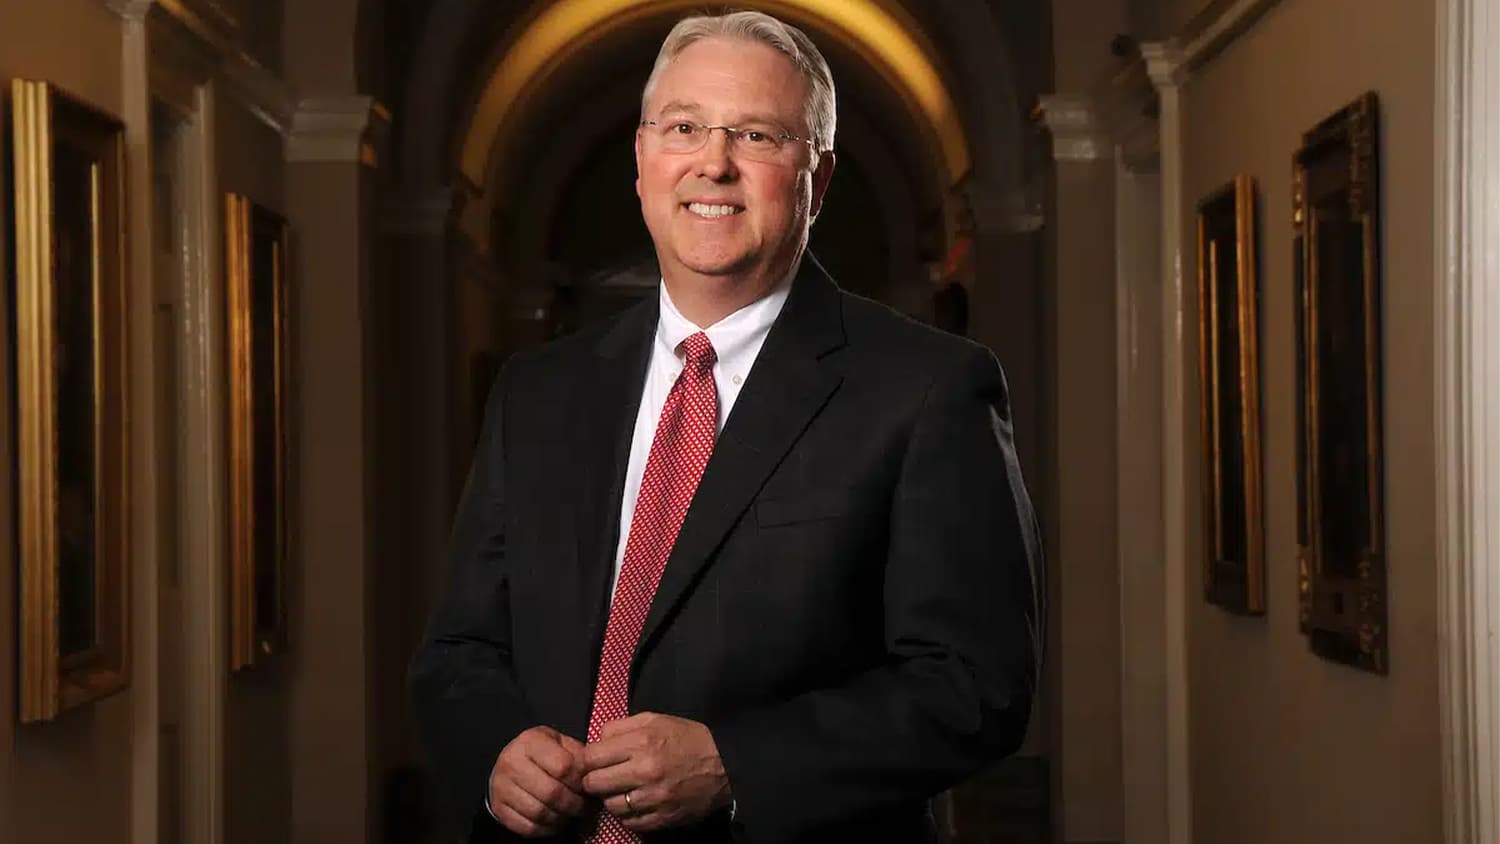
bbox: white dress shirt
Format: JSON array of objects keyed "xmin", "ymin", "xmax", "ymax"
[{"xmin": 608, "ymin": 278, "xmax": 792, "ymax": 599}]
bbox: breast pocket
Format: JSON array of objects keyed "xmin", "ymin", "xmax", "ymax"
[{"xmin": 754, "ymin": 486, "xmax": 857, "ymax": 527}]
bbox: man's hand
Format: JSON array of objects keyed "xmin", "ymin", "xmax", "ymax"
[
  {"xmin": 580, "ymin": 712, "xmax": 732, "ymax": 833},
  {"xmin": 488, "ymin": 726, "xmax": 590, "ymax": 838}
]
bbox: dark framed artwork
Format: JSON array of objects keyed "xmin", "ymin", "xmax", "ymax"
[
  {"xmin": 1196, "ymin": 175, "xmax": 1264, "ymax": 615},
  {"xmin": 1293, "ymin": 91, "xmax": 1387, "ymax": 674},
  {"xmin": 9, "ymin": 80, "xmax": 130, "ymax": 723},
  {"xmin": 226, "ymin": 194, "xmax": 289, "ymax": 671}
]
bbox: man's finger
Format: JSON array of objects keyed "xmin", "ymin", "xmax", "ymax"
[
  {"xmin": 598, "ymin": 712, "xmax": 652, "ymax": 741},
  {"xmin": 513, "ymin": 759, "xmax": 588, "ymax": 818},
  {"xmin": 491, "ymin": 800, "xmax": 555, "ymax": 839},
  {"xmin": 526, "ymin": 737, "xmax": 583, "ymax": 788},
  {"xmin": 580, "ymin": 755, "xmax": 644, "ymax": 797},
  {"xmin": 492, "ymin": 776, "xmax": 562, "ymax": 832},
  {"xmin": 602, "ymin": 785, "xmax": 656, "ymax": 819},
  {"xmin": 581, "ymin": 735, "xmax": 636, "ymax": 773}
]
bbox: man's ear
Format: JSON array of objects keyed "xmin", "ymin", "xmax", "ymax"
[
  {"xmin": 809, "ymin": 150, "xmax": 836, "ymax": 219},
  {"xmin": 634, "ymin": 130, "xmax": 644, "ymax": 199}
]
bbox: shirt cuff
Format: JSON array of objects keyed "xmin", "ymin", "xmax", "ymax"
[{"xmin": 484, "ymin": 791, "xmax": 500, "ymax": 823}]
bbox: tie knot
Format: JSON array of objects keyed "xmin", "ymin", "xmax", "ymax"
[{"xmin": 678, "ymin": 332, "xmax": 717, "ymax": 370}]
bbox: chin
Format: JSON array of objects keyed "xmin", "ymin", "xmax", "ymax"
[{"xmin": 676, "ymin": 247, "xmax": 755, "ymax": 277}]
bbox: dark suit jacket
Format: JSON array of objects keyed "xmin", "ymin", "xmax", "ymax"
[{"xmin": 409, "ymin": 258, "xmax": 1043, "ymax": 843}]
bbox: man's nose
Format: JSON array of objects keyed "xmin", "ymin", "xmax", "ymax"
[{"xmin": 695, "ymin": 128, "xmax": 738, "ymax": 181}]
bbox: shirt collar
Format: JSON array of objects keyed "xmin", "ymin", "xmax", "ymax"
[{"xmin": 655, "ymin": 268, "xmax": 795, "ymax": 371}]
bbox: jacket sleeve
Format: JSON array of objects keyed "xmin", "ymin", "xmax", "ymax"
[
  {"xmin": 707, "ymin": 344, "xmax": 1044, "ymax": 834},
  {"xmin": 408, "ymin": 364, "xmax": 537, "ymax": 837}
]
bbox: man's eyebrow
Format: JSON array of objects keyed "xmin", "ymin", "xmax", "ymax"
[
  {"xmin": 729, "ymin": 112, "xmax": 796, "ymax": 131},
  {"xmin": 651, "ymin": 102, "xmax": 796, "ymax": 132},
  {"xmin": 654, "ymin": 100, "xmax": 703, "ymax": 116}
]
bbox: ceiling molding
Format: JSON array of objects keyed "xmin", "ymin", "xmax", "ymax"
[
  {"xmin": 104, "ymin": 0, "xmax": 297, "ymax": 133},
  {"xmin": 1148, "ymin": 0, "xmax": 1285, "ymax": 83}
]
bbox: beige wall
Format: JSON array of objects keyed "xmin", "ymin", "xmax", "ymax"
[
  {"xmin": 0, "ymin": 3, "xmax": 133, "ymax": 842},
  {"xmin": 1046, "ymin": 0, "xmax": 1129, "ymax": 840},
  {"xmin": 1178, "ymin": 0, "xmax": 1441, "ymax": 840},
  {"xmin": 1054, "ymin": 0, "xmax": 1130, "ymax": 91},
  {"xmin": 1050, "ymin": 160, "xmax": 1126, "ymax": 844}
]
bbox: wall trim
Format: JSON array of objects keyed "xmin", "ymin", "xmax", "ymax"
[
  {"xmin": 101, "ymin": 0, "xmax": 295, "ymax": 133},
  {"xmin": 1173, "ymin": 0, "xmax": 1285, "ymax": 75},
  {"xmin": 1435, "ymin": 0, "xmax": 1500, "ymax": 839}
]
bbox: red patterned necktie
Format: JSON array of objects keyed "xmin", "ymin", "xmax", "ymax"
[{"xmin": 584, "ymin": 331, "xmax": 719, "ymax": 844}]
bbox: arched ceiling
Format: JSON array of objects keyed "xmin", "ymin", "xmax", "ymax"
[{"xmin": 455, "ymin": 0, "xmax": 973, "ymax": 192}]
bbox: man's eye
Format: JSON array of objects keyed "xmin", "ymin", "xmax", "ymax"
[
  {"xmin": 670, "ymin": 122, "xmax": 697, "ymax": 135},
  {"xmin": 743, "ymin": 131, "xmax": 770, "ymax": 143}
]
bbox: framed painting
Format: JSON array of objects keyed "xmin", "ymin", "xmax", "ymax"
[
  {"xmin": 1293, "ymin": 91, "xmax": 1387, "ymax": 674},
  {"xmin": 225, "ymin": 194, "xmax": 289, "ymax": 671},
  {"xmin": 10, "ymin": 80, "xmax": 131, "ymax": 723},
  {"xmin": 1196, "ymin": 175, "xmax": 1264, "ymax": 615}
]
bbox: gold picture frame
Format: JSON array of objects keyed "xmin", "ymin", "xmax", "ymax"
[
  {"xmin": 1293, "ymin": 92, "xmax": 1387, "ymax": 674},
  {"xmin": 1196, "ymin": 175, "xmax": 1264, "ymax": 615},
  {"xmin": 225, "ymin": 194, "xmax": 289, "ymax": 671},
  {"xmin": 9, "ymin": 80, "xmax": 130, "ymax": 723}
]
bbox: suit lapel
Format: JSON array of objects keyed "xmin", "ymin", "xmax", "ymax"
[
  {"xmin": 573, "ymin": 297, "xmax": 657, "ymax": 671},
  {"xmin": 631, "ymin": 259, "xmax": 847, "ymax": 681}
]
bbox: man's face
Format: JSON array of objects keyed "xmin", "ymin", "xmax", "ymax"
[{"xmin": 635, "ymin": 37, "xmax": 834, "ymax": 286}]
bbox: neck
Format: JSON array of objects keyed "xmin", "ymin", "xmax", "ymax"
[{"xmin": 661, "ymin": 255, "xmax": 802, "ymax": 328}]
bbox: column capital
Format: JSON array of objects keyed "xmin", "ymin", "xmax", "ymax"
[
  {"xmin": 1140, "ymin": 42, "xmax": 1185, "ymax": 90},
  {"xmin": 103, "ymin": 0, "xmax": 155, "ymax": 22},
  {"xmin": 286, "ymin": 96, "xmax": 386, "ymax": 164},
  {"xmin": 1036, "ymin": 95, "xmax": 1108, "ymax": 162}
]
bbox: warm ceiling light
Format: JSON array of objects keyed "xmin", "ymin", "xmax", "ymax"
[{"xmin": 459, "ymin": 0, "xmax": 970, "ymax": 189}]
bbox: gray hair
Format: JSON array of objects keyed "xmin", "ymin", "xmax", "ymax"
[{"xmin": 640, "ymin": 11, "xmax": 837, "ymax": 153}]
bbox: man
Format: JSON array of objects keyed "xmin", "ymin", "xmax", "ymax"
[{"xmin": 410, "ymin": 11, "xmax": 1042, "ymax": 843}]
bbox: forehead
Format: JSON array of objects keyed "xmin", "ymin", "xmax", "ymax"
[{"xmin": 646, "ymin": 36, "xmax": 809, "ymax": 123}]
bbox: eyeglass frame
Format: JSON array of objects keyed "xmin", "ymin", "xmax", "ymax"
[{"xmin": 637, "ymin": 119, "xmax": 820, "ymax": 162}]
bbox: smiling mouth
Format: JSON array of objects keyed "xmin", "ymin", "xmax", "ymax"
[{"xmin": 683, "ymin": 202, "xmax": 745, "ymax": 219}]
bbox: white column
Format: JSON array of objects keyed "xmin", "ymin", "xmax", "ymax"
[
  {"xmin": 117, "ymin": 5, "xmax": 161, "ymax": 843},
  {"xmin": 1142, "ymin": 41, "xmax": 1194, "ymax": 844},
  {"xmin": 1436, "ymin": 0, "xmax": 1500, "ymax": 839}
]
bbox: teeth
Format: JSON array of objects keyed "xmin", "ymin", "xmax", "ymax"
[{"xmin": 687, "ymin": 202, "xmax": 741, "ymax": 218}]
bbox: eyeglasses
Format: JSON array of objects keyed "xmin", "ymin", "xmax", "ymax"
[{"xmin": 638, "ymin": 119, "xmax": 815, "ymax": 164}]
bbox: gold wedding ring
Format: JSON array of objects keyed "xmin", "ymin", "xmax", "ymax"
[{"xmin": 624, "ymin": 791, "xmax": 636, "ymax": 815}]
